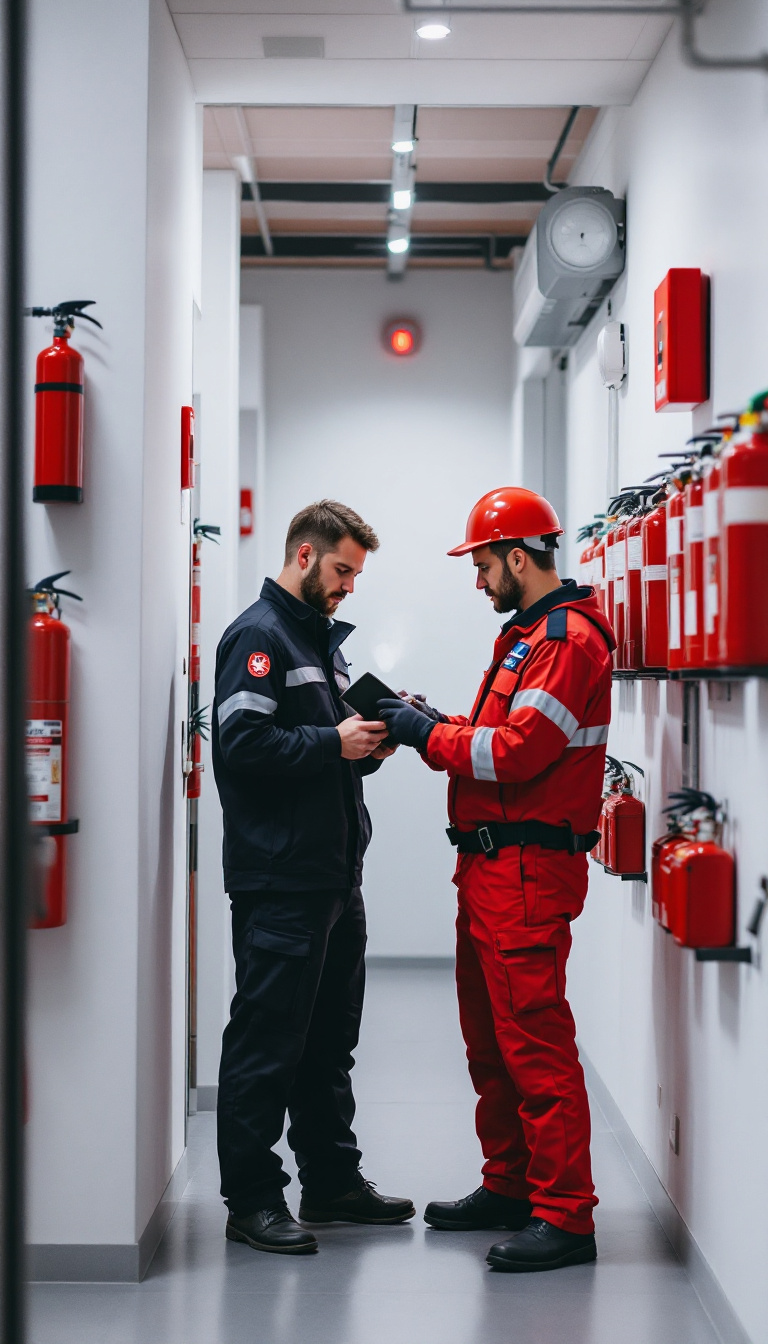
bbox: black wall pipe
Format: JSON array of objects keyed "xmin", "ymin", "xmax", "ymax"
[{"xmin": 2, "ymin": 0, "xmax": 29, "ymax": 1340}]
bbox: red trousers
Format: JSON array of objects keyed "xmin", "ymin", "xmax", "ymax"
[{"xmin": 455, "ymin": 846, "xmax": 597, "ymax": 1235}]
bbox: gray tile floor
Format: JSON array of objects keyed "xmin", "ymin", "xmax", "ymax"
[{"xmin": 30, "ymin": 967, "xmax": 721, "ymax": 1344}]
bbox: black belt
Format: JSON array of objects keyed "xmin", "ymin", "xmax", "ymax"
[{"xmin": 446, "ymin": 820, "xmax": 600, "ymax": 858}]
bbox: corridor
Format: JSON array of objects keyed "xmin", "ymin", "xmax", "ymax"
[{"xmin": 30, "ymin": 966, "xmax": 720, "ymax": 1344}]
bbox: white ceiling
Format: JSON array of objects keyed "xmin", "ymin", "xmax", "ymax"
[{"xmin": 169, "ymin": 2, "xmax": 672, "ymax": 106}]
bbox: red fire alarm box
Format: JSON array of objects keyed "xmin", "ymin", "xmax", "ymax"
[
  {"xmin": 654, "ymin": 269, "xmax": 709, "ymax": 412},
  {"xmin": 240, "ymin": 488, "xmax": 254, "ymax": 536},
  {"xmin": 181, "ymin": 405, "xmax": 195, "ymax": 490}
]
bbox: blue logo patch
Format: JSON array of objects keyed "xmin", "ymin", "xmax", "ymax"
[{"xmin": 502, "ymin": 641, "xmax": 531, "ymax": 672}]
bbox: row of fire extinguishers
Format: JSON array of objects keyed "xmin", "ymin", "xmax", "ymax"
[
  {"xmin": 590, "ymin": 762, "xmax": 738, "ymax": 950},
  {"xmin": 578, "ymin": 388, "xmax": 768, "ymax": 672}
]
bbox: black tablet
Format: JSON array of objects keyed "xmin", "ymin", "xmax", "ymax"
[{"xmin": 341, "ymin": 671, "xmax": 398, "ymax": 722}]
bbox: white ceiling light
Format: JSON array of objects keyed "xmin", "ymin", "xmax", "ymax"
[
  {"xmin": 391, "ymin": 103, "xmax": 417, "ymax": 155},
  {"xmin": 392, "ymin": 189, "xmax": 412, "ymax": 211},
  {"xmin": 416, "ymin": 21, "xmax": 451, "ymax": 39},
  {"xmin": 387, "ymin": 233, "xmax": 410, "ymax": 255}
]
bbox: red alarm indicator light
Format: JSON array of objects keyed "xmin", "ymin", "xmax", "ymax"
[{"xmin": 383, "ymin": 319, "xmax": 421, "ymax": 357}]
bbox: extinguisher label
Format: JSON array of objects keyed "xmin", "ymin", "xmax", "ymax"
[
  {"xmin": 642, "ymin": 565, "xmax": 667, "ymax": 582},
  {"xmin": 667, "ymin": 518, "xmax": 683, "ymax": 556},
  {"xmin": 684, "ymin": 589, "xmax": 698, "ymax": 636},
  {"xmin": 686, "ymin": 506, "xmax": 704, "ymax": 544},
  {"xmin": 705, "ymin": 581, "xmax": 718, "ymax": 633},
  {"xmin": 703, "ymin": 492, "xmax": 719, "ymax": 538},
  {"xmin": 614, "ymin": 578, "xmax": 625, "ymax": 605},
  {"xmin": 627, "ymin": 536, "xmax": 643, "ymax": 571},
  {"xmin": 26, "ymin": 719, "xmax": 63, "ymax": 822},
  {"xmin": 723, "ymin": 486, "xmax": 768, "ymax": 526}
]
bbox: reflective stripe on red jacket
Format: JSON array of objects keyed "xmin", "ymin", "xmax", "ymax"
[{"xmin": 425, "ymin": 581, "xmax": 616, "ymax": 836}]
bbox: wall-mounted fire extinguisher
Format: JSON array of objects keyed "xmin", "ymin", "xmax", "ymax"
[
  {"xmin": 665, "ymin": 466, "xmax": 692, "ymax": 670},
  {"xmin": 25, "ymin": 300, "xmax": 102, "ymax": 504},
  {"xmin": 682, "ymin": 436, "xmax": 720, "ymax": 670},
  {"xmin": 597, "ymin": 756, "xmax": 646, "ymax": 878},
  {"xmin": 719, "ymin": 390, "xmax": 768, "ymax": 668},
  {"xmin": 186, "ymin": 520, "xmax": 221, "ymax": 796},
  {"xmin": 641, "ymin": 476, "xmax": 669, "ymax": 671},
  {"xmin": 27, "ymin": 572, "xmax": 81, "ymax": 928}
]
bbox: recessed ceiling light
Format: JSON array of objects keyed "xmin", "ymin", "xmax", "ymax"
[
  {"xmin": 392, "ymin": 189, "xmax": 412, "ymax": 211},
  {"xmin": 416, "ymin": 21, "xmax": 451, "ymax": 39},
  {"xmin": 392, "ymin": 139, "xmax": 415, "ymax": 154},
  {"xmin": 387, "ymin": 235, "xmax": 410, "ymax": 255}
]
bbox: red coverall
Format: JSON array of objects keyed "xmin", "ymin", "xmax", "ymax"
[{"xmin": 424, "ymin": 582, "xmax": 614, "ymax": 1235}]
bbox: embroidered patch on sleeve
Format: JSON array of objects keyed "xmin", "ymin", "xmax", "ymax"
[{"xmin": 248, "ymin": 652, "xmax": 271, "ymax": 678}]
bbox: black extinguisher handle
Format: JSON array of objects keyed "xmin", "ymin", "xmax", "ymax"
[
  {"xmin": 29, "ymin": 570, "xmax": 83, "ymax": 602},
  {"xmin": 747, "ymin": 880, "xmax": 768, "ymax": 938}
]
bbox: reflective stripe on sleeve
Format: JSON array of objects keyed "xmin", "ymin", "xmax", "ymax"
[
  {"xmin": 471, "ymin": 727, "xmax": 497, "ymax": 782},
  {"xmin": 218, "ymin": 690, "xmax": 278, "ymax": 725},
  {"xmin": 513, "ymin": 687, "xmax": 578, "ymax": 740},
  {"xmin": 286, "ymin": 666, "xmax": 326, "ymax": 687},
  {"xmin": 567, "ymin": 724, "xmax": 609, "ymax": 748}
]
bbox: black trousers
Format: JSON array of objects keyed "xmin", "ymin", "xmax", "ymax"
[{"xmin": 217, "ymin": 887, "xmax": 367, "ymax": 1215}]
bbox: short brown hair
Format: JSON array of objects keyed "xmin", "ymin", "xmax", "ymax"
[
  {"xmin": 490, "ymin": 536, "xmax": 559, "ymax": 573},
  {"xmin": 284, "ymin": 499, "xmax": 380, "ymax": 565}
]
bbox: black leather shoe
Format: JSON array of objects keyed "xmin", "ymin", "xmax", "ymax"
[
  {"xmin": 424, "ymin": 1185, "xmax": 532, "ymax": 1232},
  {"xmin": 225, "ymin": 1203, "xmax": 318, "ymax": 1255},
  {"xmin": 299, "ymin": 1174, "xmax": 415, "ymax": 1225},
  {"xmin": 487, "ymin": 1217, "xmax": 597, "ymax": 1272}
]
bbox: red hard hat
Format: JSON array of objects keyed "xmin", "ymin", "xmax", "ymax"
[{"xmin": 448, "ymin": 486, "xmax": 563, "ymax": 557}]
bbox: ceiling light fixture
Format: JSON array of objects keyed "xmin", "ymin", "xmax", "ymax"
[
  {"xmin": 416, "ymin": 20, "xmax": 451, "ymax": 39},
  {"xmin": 392, "ymin": 189, "xmax": 412, "ymax": 211},
  {"xmin": 391, "ymin": 103, "xmax": 417, "ymax": 155},
  {"xmin": 387, "ymin": 233, "xmax": 410, "ymax": 255}
]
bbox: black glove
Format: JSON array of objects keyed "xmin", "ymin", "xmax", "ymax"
[
  {"xmin": 377, "ymin": 698, "xmax": 437, "ymax": 752},
  {"xmin": 398, "ymin": 691, "xmax": 447, "ymax": 723}
]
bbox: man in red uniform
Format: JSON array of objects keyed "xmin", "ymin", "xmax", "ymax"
[{"xmin": 378, "ymin": 487, "xmax": 614, "ymax": 1273}]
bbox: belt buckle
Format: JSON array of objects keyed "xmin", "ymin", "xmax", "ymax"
[{"xmin": 477, "ymin": 826, "xmax": 496, "ymax": 856}]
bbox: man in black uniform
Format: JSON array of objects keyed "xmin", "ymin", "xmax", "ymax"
[{"xmin": 213, "ymin": 499, "xmax": 414, "ymax": 1255}]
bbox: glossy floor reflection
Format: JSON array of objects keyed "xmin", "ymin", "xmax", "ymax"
[{"xmin": 30, "ymin": 966, "xmax": 720, "ymax": 1344}]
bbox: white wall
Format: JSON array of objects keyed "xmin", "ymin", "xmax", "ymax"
[
  {"xmin": 240, "ymin": 268, "xmax": 513, "ymax": 956},
  {"xmin": 538, "ymin": 4, "xmax": 768, "ymax": 1339},
  {"xmin": 25, "ymin": 0, "xmax": 198, "ymax": 1265},
  {"xmin": 194, "ymin": 172, "xmax": 241, "ymax": 1093}
]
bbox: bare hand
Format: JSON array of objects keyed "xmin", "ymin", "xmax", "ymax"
[
  {"xmin": 371, "ymin": 741, "xmax": 398, "ymax": 760},
  {"xmin": 337, "ymin": 714, "xmax": 388, "ymax": 760}
]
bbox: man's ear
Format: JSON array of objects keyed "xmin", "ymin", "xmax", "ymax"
[{"xmin": 296, "ymin": 542, "xmax": 314, "ymax": 572}]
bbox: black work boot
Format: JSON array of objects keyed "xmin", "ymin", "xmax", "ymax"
[
  {"xmin": 487, "ymin": 1217, "xmax": 597, "ymax": 1272},
  {"xmin": 424, "ymin": 1185, "xmax": 532, "ymax": 1232},
  {"xmin": 299, "ymin": 1173, "xmax": 415, "ymax": 1225},
  {"xmin": 226, "ymin": 1202, "xmax": 318, "ymax": 1255}
]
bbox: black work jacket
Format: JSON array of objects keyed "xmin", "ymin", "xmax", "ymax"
[{"xmin": 212, "ymin": 578, "xmax": 380, "ymax": 893}]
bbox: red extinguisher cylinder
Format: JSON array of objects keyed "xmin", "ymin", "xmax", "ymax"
[
  {"xmin": 624, "ymin": 514, "xmax": 644, "ymax": 669},
  {"xmin": 603, "ymin": 792, "xmax": 645, "ymax": 875},
  {"xmin": 33, "ymin": 336, "xmax": 84, "ymax": 503},
  {"xmin": 27, "ymin": 606, "xmax": 70, "ymax": 927},
  {"xmin": 719, "ymin": 417, "xmax": 768, "ymax": 667},
  {"xmin": 670, "ymin": 840, "xmax": 735, "ymax": 948},
  {"xmin": 641, "ymin": 498, "xmax": 668, "ymax": 669},
  {"xmin": 667, "ymin": 488, "xmax": 685, "ymax": 669},
  {"xmin": 683, "ymin": 475, "xmax": 705, "ymax": 668}
]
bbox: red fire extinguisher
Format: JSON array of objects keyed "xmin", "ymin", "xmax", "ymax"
[
  {"xmin": 668, "ymin": 807, "xmax": 735, "ymax": 949},
  {"xmin": 612, "ymin": 508, "xmax": 629, "ymax": 670},
  {"xmin": 719, "ymin": 390, "xmax": 768, "ymax": 667},
  {"xmin": 27, "ymin": 572, "xmax": 81, "ymax": 928},
  {"xmin": 683, "ymin": 438, "xmax": 721, "ymax": 670},
  {"xmin": 593, "ymin": 531, "xmax": 607, "ymax": 614},
  {"xmin": 26, "ymin": 300, "xmax": 101, "ymax": 504},
  {"xmin": 186, "ymin": 521, "xmax": 221, "ymax": 797},
  {"xmin": 641, "ymin": 481, "xmax": 669, "ymax": 671},
  {"xmin": 601, "ymin": 758, "xmax": 646, "ymax": 876},
  {"xmin": 666, "ymin": 470, "xmax": 691, "ymax": 671}
]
